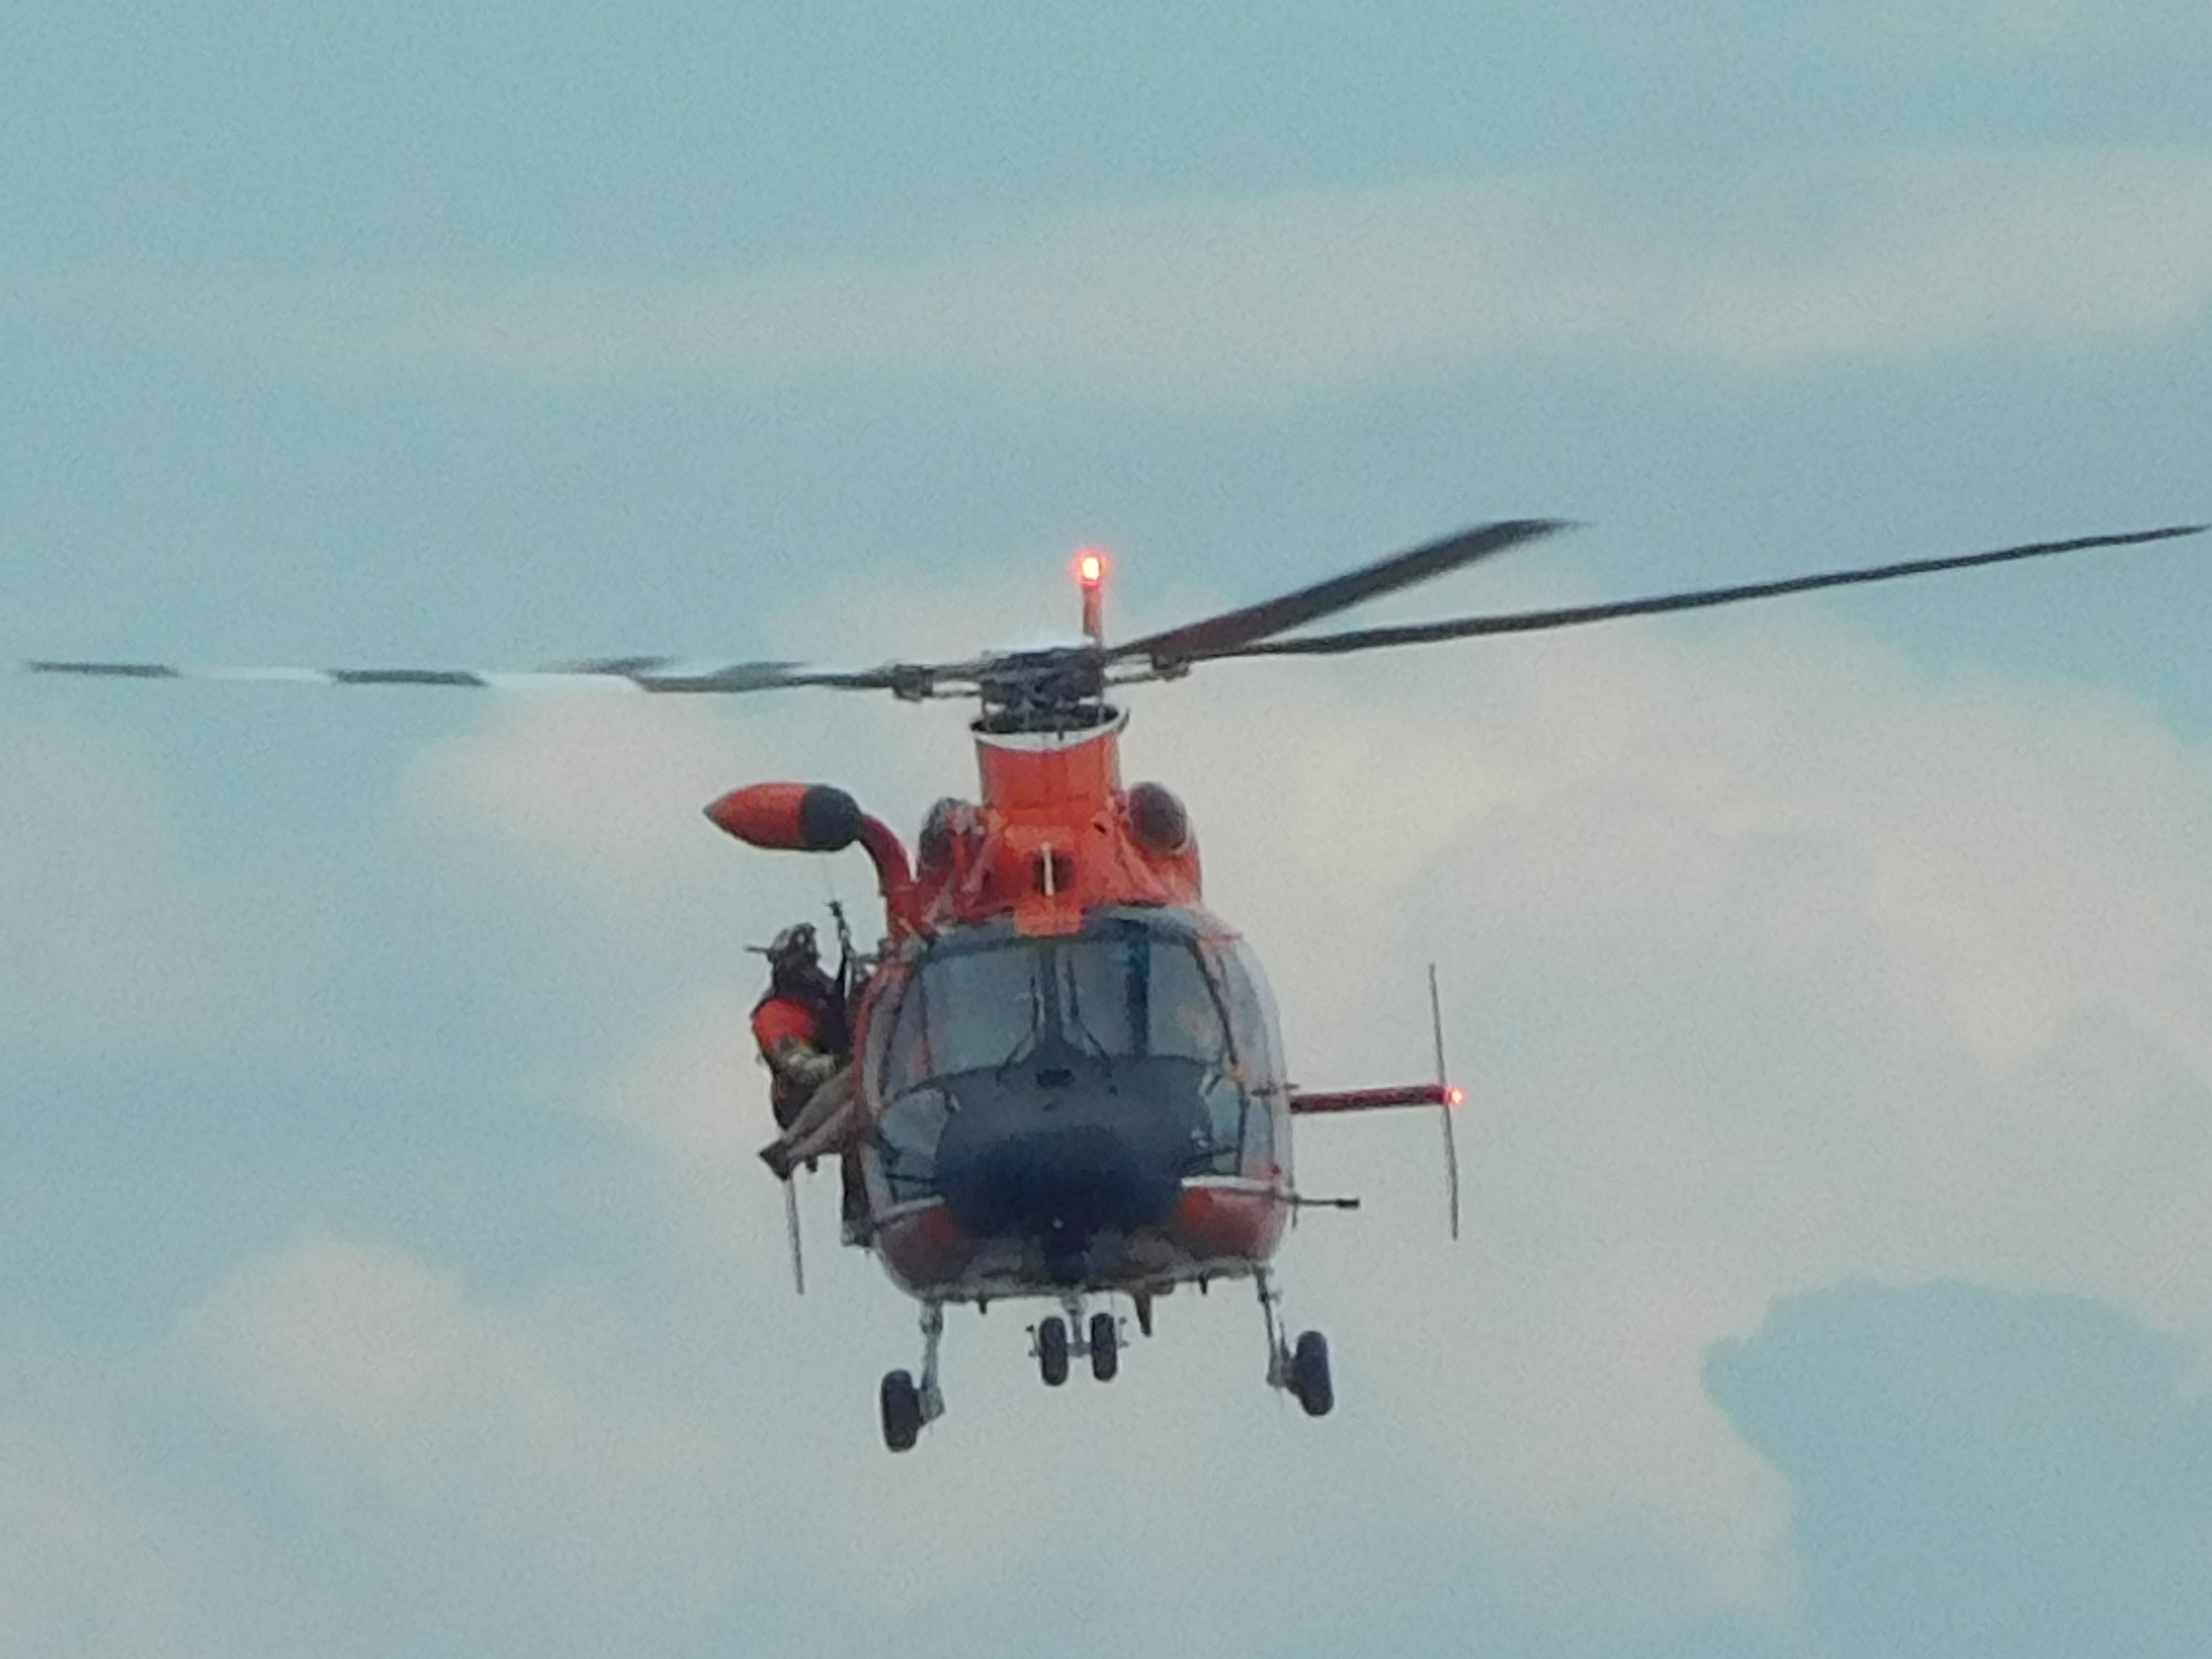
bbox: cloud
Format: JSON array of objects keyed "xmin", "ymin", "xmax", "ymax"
[
  {"xmin": 0, "ymin": 715, "xmax": 322, "ymax": 1062},
  {"xmin": 19, "ymin": 550, "xmax": 2212, "ymax": 1659},
  {"xmin": 322, "ymin": 561, "xmax": 2212, "ymax": 1653},
  {"xmin": 1707, "ymin": 1281, "xmax": 2212, "ymax": 1659},
  {"xmin": 375, "ymin": 559, "xmax": 2212, "ymax": 1631},
  {"xmin": 1128, "ymin": 604, "xmax": 2212, "ymax": 1615},
  {"xmin": 173, "ymin": 1234, "xmax": 755, "ymax": 1645},
  {"xmin": 87, "ymin": 148, "xmax": 2212, "ymax": 402},
  {"xmin": 0, "ymin": 1343, "xmax": 312, "ymax": 1659}
]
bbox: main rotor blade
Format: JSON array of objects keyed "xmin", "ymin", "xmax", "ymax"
[
  {"xmin": 11, "ymin": 657, "xmax": 888, "ymax": 693},
  {"xmin": 1111, "ymin": 518, "xmax": 1571, "ymax": 669},
  {"xmin": 1196, "ymin": 524, "xmax": 2206, "ymax": 662}
]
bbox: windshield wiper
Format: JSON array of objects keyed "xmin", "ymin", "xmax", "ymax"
[
  {"xmin": 992, "ymin": 970, "xmax": 1050, "ymax": 1079},
  {"xmin": 1059, "ymin": 961, "xmax": 1116, "ymax": 1076}
]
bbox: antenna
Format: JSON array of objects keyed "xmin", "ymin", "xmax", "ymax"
[{"xmin": 783, "ymin": 1178, "xmax": 806, "ymax": 1295}]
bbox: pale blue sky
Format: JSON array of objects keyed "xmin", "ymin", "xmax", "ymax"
[{"xmin": 4, "ymin": 5, "xmax": 2211, "ymax": 1656}]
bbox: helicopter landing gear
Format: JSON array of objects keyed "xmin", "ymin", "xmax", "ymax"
[
  {"xmin": 880, "ymin": 1301, "xmax": 948, "ymax": 1453},
  {"xmin": 1031, "ymin": 1296, "xmax": 1128, "ymax": 1386},
  {"xmin": 1290, "ymin": 1330, "xmax": 1333, "ymax": 1417},
  {"xmin": 1036, "ymin": 1314, "xmax": 1071, "ymax": 1386},
  {"xmin": 1256, "ymin": 1268, "xmax": 1334, "ymax": 1418},
  {"xmin": 879, "ymin": 1370, "xmax": 922, "ymax": 1451},
  {"xmin": 1088, "ymin": 1310, "xmax": 1119, "ymax": 1380}
]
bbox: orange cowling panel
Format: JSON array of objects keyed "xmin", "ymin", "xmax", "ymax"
[
  {"xmin": 1172, "ymin": 1184, "xmax": 1288, "ymax": 1262},
  {"xmin": 932, "ymin": 726, "xmax": 1206, "ymax": 932},
  {"xmin": 875, "ymin": 1203, "xmax": 976, "ymax": 1291},
  {"xmin": 975, "ymin": 732, "xmax": 1121, "ymax": 813}
]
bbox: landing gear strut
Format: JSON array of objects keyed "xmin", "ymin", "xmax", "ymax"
[
  {"xmin": 879, "ymin": 1302, "xmax": 947, "ymax": 1453},
  {"xmin": 1256, "ymin": 1268, "xmax": 1333, "ymax": 1418}
]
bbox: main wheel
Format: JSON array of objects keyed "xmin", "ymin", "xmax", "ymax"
[
  {"xmin": 880, "ymin": 1370, "xmax": 923, "ymax": 1452},
  {"xmin": 1038, "ymin": 1316, "xmax": 1070, "ymax": 1387},
  {"xmin": 1089, "ymin": 1311, "xmax": 1119, "ymax": 1382},
  {"xmin": 1290, "ymin": 1330, "xmax": 1333, "ymax": 1418}
]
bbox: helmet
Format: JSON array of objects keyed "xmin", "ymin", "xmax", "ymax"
[{"xmin": 765, "ymin": 923, "xmax": 819, "ymax": 969}]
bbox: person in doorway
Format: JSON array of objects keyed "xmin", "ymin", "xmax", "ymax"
[
  {"xmin": 752, "ymin": 923, "xmax": 844, "ymax": 1138},
  {"xmin": 752, "ymin": 923, "xmax": 868, "ymax": 1236}
]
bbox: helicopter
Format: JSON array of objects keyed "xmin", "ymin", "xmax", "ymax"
[{"xmin": 19, "ymin": 516, "xmax": 2205, "ymax": 1451}]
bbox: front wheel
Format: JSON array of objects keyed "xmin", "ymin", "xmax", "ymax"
[
  {"xmin": 1290, "ymin": 1330, "xmax": 1333, "ymax": 1418},
  {"xmin": 1089, "ymin": 1311, "xmax": 1119, "ymax": 1382},
  {"xmin": 1037, "ymin": 1316, "xmax": 1070, "ymax": 1387}
]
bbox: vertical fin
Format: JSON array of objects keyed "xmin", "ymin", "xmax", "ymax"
[{"xmin": 1429, "ymin": 963, "xmax": 1461, "ymax": 1242}]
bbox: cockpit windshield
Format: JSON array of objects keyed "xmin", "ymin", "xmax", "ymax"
[
  {"xmin": 870, "ymin": 909, "xmax": 1287, "ymax": 1205},
  {"xmin": 883, "ymin": 914, "xmax": 1230, "ymax": 1093}
]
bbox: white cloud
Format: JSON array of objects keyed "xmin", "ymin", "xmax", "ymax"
[
  {"xmin": 21, "ymin": 549, "xmax": 2204, "ymax": 1658},
  {"xmin": 336, "ymin": 558, "xmax": 2212, "ymax": 1651},
  {"xmin": 1178, "ymin": 615, "xmax": 2212, "ymax": 1564},
  {"xmin": 96, "ymin": 147, "xmax": 2212, "ymax": 402},
  {"xmin": 174, "ymin": 1234, "xmax": 751, "ymax": 1635}
]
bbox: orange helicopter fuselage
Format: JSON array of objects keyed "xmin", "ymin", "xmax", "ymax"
[{"xmin": 710, "ymin": 710, "xmax": 1296, "ymax": 1305}]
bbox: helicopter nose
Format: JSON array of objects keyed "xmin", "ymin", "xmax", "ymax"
[{"xmin": 934, "ymin": 1101, "xmax": 1184, "ymax": 1273}]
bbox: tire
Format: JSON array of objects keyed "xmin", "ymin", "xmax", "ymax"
[
  {"xmin": 1038, "ymin": 1316, "xmax": 1070, "ymax": 1387},
  {"xmin": 1089, "ymin": 1311, "xmax": 1119, "ymax": 1382},
  {"xmin": 1291, "ymin": 1330, "xmax": 1333, "ymax": 1418},
  {"xmin": 880, "ymin": 1369, "xmax": 923, "ymax": 1452}
]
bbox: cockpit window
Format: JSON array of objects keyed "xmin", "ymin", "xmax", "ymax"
[
  {"xmin": 882, "ymin": 942, "xmax": 1042, "ymax": 1093},
  {"xmin": 881, "ymin": 915, "xmax": 1230, "ymax": 1094},
  {"xmin": 872, "ymin": 911, "xmax": 1273, "ymax": 1200},
  {"xmin": 1053, "ymin": 933, "xmax": 1226, "ymax": 1065}
]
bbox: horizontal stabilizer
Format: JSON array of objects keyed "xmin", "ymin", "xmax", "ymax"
[{"xmin": 1288, "ymin": 1083, "xmax": 1458, "ymax": 1115}]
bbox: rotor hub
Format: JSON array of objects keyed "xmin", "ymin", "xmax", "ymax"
[{"xmin": 971, "ymin": 647, "xmax": 1114, "ymax": 736}]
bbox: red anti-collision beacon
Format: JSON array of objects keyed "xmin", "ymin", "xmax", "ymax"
[{"xmin": 1075, "ymin": 547, "xmax": 1108, "ymax": 645}]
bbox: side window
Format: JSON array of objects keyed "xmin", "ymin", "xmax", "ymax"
[
  {"xmin": 877, "ymin": 1085, "xmax": 952, "ymax": 1202},
  {"xmin": 1143, "ymin": 939, "xmax": 1230, "ymax": 1064},
  {"xmin": 860, "ymin": 964, "xmax": 905, "ymax": 1100},
  {"xmin": 1242, "ymin": 1089, "xmax": 1275, "ymax": 1168},
  {"xmin": 878, "ymin": 967, "xmax": 935, "ymax": 1097},
  {"xmin": 1208, "ymin": 939, "xmax": 1286, "ymax": 1087}
]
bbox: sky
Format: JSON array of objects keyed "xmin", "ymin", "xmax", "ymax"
[{"xmin": 4, "ymin": 3, "xmax": 2211, "ymax": 1654}]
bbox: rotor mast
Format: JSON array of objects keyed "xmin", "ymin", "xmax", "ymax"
[
  {"xmin": 969, "ymin": 549, "xmax": 1126, "ymax": 811},
  {"xmin": 968, "ymin": 661, "xmax": 1124, "ymax": 827}
]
